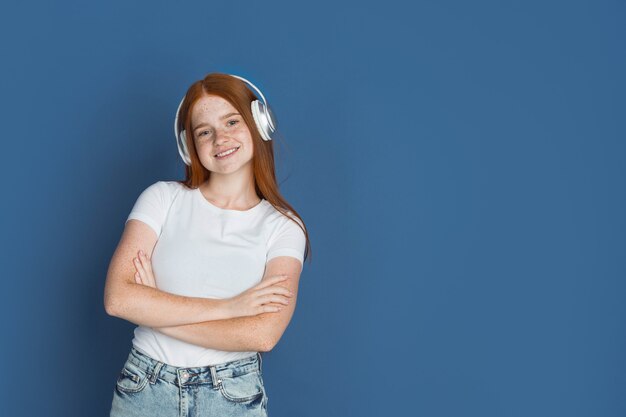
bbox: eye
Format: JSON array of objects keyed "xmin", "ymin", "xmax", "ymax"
[
  {"xmin": 199, "ymin": 129, "xmax": 212, "ymax": 137},
  {"xmin": 228, "ymin": 120, "xmax": 239, "ymax": 126}
]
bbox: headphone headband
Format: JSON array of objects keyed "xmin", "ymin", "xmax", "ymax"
[{"xmin": 174, "ymin": 74, "xmax": 273, "ymax": 130}]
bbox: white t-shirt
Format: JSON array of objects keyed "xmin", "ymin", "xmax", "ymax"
[{"xmin": 124, "ymin": 180, "xmax": 306, "ymax": 367}]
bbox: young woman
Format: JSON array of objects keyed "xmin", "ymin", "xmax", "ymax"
[{"xmin": 104, "ymin": 72, "xmax": 311, "ymax": 416}]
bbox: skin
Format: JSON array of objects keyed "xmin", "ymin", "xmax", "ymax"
[
  {"xmin": 125, "ymin": 94, "xmax": 304, "ymax": 352},
  {"xmin": 191, "ymin": 94, "xmax": 260, "ymax": 210}
]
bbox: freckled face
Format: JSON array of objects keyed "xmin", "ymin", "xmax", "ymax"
[{"xmin": 190, "ymin": 95, "xmax": 254, "ymax": 175}]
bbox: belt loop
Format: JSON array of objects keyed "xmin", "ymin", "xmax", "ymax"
[
  {"xmin": 210, "ymin": 365, "xmax": 222, "ymax": 390},
  {"xmin": 257, "ymin": 352, "xmax": 263, "ymax": 375},
  {"xmin": 149, "ymin": 361, "xmax": 163, "ymax": 384}
]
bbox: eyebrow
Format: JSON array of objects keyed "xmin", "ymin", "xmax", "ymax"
[{"xmin": 193, "ymin": 112, "xmax": 241, "ymax": 132}]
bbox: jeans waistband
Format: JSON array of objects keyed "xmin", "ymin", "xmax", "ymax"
[{"xmin": 125, "ymin": 346, "xmax": 263, "ymax": 387}]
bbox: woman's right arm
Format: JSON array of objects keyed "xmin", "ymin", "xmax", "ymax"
[{"xmin": 103, "ymin": 219, "xmax": 230, "ymax": 327}]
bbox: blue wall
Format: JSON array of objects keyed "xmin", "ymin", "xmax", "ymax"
[{"xmin": 1, "ymin": 1, "xmax": 624, "ymax": 416}]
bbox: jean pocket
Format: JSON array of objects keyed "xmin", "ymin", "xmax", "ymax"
[
  {"xmin": 218, "ymin": 370, "xmax": 264, "ymax": 403},
  {"xmin": 116, "ymin": 362, "xmax": 149, "ymax": 394}
]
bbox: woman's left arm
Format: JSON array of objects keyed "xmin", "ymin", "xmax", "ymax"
[{"xmin": 150, "ymin": 256, "xmax": 303, "ymax": 352}]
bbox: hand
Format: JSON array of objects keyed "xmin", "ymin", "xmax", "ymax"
[
  {"xmin": 133, "ymin": 250, "xmax": 157, "ymax": 288},
  {"xmin": 224, "ymin": 275, "xmax": 294, "ymax": 318}
]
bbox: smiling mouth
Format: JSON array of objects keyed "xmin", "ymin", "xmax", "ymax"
[{"xmin": 214, "ymin": 146, "xmax": 241, "ymax": 159}]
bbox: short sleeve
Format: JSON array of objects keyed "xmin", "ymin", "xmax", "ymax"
[
  {"xmin": 125, "ymin": 181, "xmax": 170, "ymax": 237},
  {"xmin": 266, "ymin": 213, "xmax": 306, "ymax": 266}
]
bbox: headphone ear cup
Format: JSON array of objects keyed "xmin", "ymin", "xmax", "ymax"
[
  {"xmin": 251, "ymin": 99, "xmax": 275, "ymax": 141},
  {"xmin": 177, "ymin": 130, "xmax": 192, "ymax": 166},
  {"xmin": 264, "ymin": 103, "xmax": 277, "ymax": 133}
]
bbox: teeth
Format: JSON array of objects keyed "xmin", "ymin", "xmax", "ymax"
[{"xmin": 216, "ymin": 147, "xmax": 239, "ymax": 157}]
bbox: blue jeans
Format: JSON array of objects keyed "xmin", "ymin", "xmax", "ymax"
[{"xmin": 110, "ymin": 346, "xmax": 269, "ymax": 416}]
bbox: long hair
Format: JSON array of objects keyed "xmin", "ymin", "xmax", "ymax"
[{"xmin": 176, "ymin": 72, "xmax": 311, "ymax": 264}]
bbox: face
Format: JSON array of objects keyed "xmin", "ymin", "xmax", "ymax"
[{"xmin": 190, "ymin": 95, "xmax": 254, "ymax": 175}]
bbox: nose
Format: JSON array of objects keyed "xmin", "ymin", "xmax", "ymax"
[{"xmin": 213, "ymin": 128, "xmax": 231, "ymax": 144}]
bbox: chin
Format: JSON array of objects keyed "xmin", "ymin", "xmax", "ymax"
[{"xmin": 208, "ymin": 162, "xmax": 252, "ymax": 175}]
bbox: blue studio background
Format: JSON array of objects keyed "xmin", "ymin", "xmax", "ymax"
[{"xmin": 1, "ymin": 1, "xmax": 624, "ymax": 416}]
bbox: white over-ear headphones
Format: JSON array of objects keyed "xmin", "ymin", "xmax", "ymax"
[{"xmin": 174, "ymin": 73, "xmax": 277, "ymax": 166}]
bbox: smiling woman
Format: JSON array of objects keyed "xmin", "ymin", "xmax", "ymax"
[
  {"xmin": 104, "ymin": 72, "xmax": 312, "ymax": 417},
  {"xmin": 189, "ymin": 95, "xmax": 255, "ymax": 177}
]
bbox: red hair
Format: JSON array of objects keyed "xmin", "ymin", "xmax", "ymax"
[{"xmin": 176, "ymin": 72, "xmax": 311, "ymax": 264}]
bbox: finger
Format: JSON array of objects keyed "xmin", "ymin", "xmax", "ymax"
[
  {"xmin": 139, "ymin": 251, "xmax": 152, "ymax": 270},
  {"xmin": 260, "ymin": 285, "xmax": 294, "ymax": 297},
  {"xmin": 260, "ymin": 294, "xmax": 290, "ymax": 306},
  {"xmin": 256, "ymin": 275, "xmax": 288, "ymax": 289},
  {"xmin": 261, "ymin": 305, "xmax": 283, "ymax": 313},
  {"xmin": 272, "ymin": 285, "xmax": 294, "ymax": 296},
  {"xmin": 139, "ymin": 253, "xmax": 156, "ymax": 286},
  {"xmin": 134, "ymin": 271, "xmax": 142, "ymax": 284},
  {"xmin": 136, "ymin": 252, "xmax": 154, "ymax": 285},
  {"xmin": 141, "ymin": 265, "xmax": 156, "ymax": 287},
  {"xmin": 134, "ymin": 258, "xmax": 149, "ymax": 285},
  {"xmin": 133, "ymin": 257, "xmax": 145, "ymax": 274}
]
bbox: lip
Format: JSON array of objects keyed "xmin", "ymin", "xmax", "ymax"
[{"xmin": 214, "ymin": 146, "xmax": 240, "ymax": 159}]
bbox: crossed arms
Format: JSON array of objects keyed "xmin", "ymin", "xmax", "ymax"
[{"xmin": 104, "ymin": 219, "xmax": 303, "ymax": 352}]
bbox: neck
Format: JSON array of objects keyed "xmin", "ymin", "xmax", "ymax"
[{"xmin": 199, "ymin": 172, "xmax": 260, "ymax": 210}]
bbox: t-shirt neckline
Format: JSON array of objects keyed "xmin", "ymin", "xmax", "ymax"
[{"xmin": 193, "ymin": 187, "xmax": 266, "ymax": 214}]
